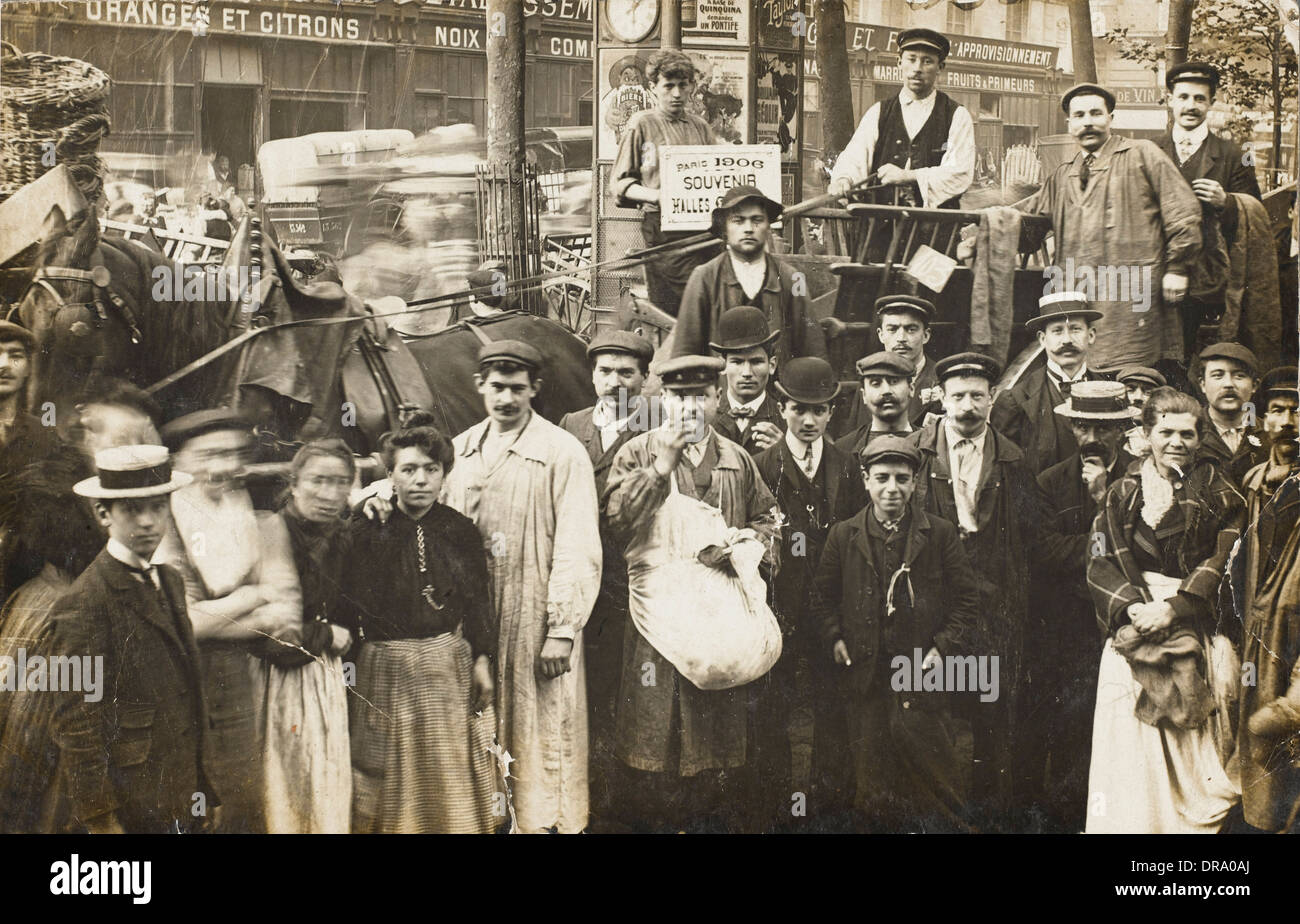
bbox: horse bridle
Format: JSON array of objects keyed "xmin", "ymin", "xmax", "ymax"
[{"xmin": 11, "ymin": 263, "xmax": 143, "ymax": 344}]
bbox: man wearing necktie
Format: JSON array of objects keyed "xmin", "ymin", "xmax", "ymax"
[
  {"xmin": 1156, "ymin": 63, "xmax": 1263, "ymax": 364},
  {"xmin": 907, "ymin": 352, "xmax": 1043, "ymax": 832},
  {"xmin": 991, "ymin": 292, "xmax": 1107, "ymax": 475},
  {"xmin": 754, "ymin": 358, "xmax": 867, "ymax": 828},
  {"xmin": 1013, "ymin": 83, "xmax": 1202, "ymax": 372},
  {"xmin": 709, "ymin": 307, "xmax": 786, "ymax": 456},
  {"xmin": 828, "ymin": 29, "xmax": 974, "ymax": 211},
  {"xmin": 47, "ymin": 445, "xmax": 220, "ymax": 834},
  {"xmin": 1196, "ymin": 342, "xmax": 1269, "ymax": 486}
]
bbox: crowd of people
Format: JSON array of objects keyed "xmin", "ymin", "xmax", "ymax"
[{"xmin": 0, "ymin": 31, "xmax": 1297, "ymax": 835}]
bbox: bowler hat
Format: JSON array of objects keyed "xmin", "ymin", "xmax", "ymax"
[
  {"xmin": 708, "ymin": 306, "xmax": 780, "ymax": 353},
  {"xmin": 874, "ymin": 294, "xmax": 934, "ymax": 325},
  {"xmin": 1166, "ymin": 62, "xmax": 1220, "ymax": 92},
  {"xmin": 935, "ymin": 351, "xmax": 1001, "ymax": 384},
  {"xmin": 1026, "ymin": 291, "xmax": 1103, "ymax": 331},
  {"xmin": 1053, "ymin": 380, "xmax": 1138, "ymax": 422},
  {"xmin": 1261, "ymin": 365, "xmax": 1298, "ymax": 400},
  {"xmin": 860, "ymin": 434, "xmax": 922, "ymax": 471},
  {"xmin": 587, "ymin": 330, "xmax": 655, "ymax": 365},
  {"xmin": 653, "ymin": 354, "xmax": 725, "ymax": 390},
  {"xmin": 1061, "ymin": 82, "xmax": 1117, "ymax": 114},
  {"xmin": 74, "ymin": 444, "xmax": 193, "ymax": 499},
  {"xmin": 855, "ymin": 350, "xmax": 915, "ymax": 379},
  {"xmin": 0, "ymin": 320, "xmax": 35, "ymax": 351},
  {"xmin": 896, "ymin": 28, "xmax": 950, "ymax": 61},
  {"xmin": 1198, "ymin": 342, "xmax": 1258, "ymax": 377},
  {"xmin": 773, "ymin": 357, "xmax": 842, "ymax": 405},
  {"xmin": 478, "ymin": 339, "xmax": 543, "ymax": 372},
  {"xmin": 161, "ymin": 408, "xmax": 254, "ymax": 451},
  {"xmin": 710, "ymin": 185, "xmax": 783, "ymax": 238},
  {"xmin": 1116, "ymin": 366, "xmax": 1166, "ymax": 390}
]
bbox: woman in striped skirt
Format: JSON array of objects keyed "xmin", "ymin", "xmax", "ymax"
[{"xmin": 339, "ymin": 423, "xmax": 500, "ymax": 833}]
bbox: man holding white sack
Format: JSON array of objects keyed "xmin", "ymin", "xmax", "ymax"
[{"xmin": 603, "ymin": 354, "xmax": 781, "ymax": 832}]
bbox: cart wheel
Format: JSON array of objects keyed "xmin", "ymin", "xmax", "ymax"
[{"xmin": 345, "ymin": 198, "xmax": 410, "ymax": 255}]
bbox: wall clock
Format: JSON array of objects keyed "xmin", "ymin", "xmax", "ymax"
[{"xmin": 606, "ymin": 0, "xmax": 659, "ymax": 44}]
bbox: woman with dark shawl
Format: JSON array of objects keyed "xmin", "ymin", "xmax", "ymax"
[
  {"xmin": 1085, "ymin": 387, "xmax": 1245, "ymax": 833},
  {"xmin": 339, "ymin": 422, "xmax": 499, "ymax": 833}
]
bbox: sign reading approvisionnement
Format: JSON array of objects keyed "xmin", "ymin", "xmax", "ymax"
[{"xmin": 659, "ymin": 145, "xmax": 783, "ymax": 232}]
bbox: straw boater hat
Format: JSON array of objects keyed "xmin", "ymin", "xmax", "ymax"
[
  {"xmin": 74, "ymin": 444, "xmax": 192, "ymax": 499},
  {"xmin": 1026, "ymin": 291, "xmax": 1103, "ymax": 332},
  {"xmin": 1053, "ymin": 380, "xmax": 1138, "ymax": 422}
]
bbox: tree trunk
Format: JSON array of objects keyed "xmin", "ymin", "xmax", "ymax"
[
  {"xmin": 662, "ymin": 0, "xmax": 681, "ymax": 49},
  {"xmin": 1165, "ymin": 0, "xmax": 1196, "ymax": 71},
  {"xmin": 1066, "ymin": 0, "xmax": 1097, "ymax": 83},
  {"xmin": 485, "ymin": 0, "xmax": 531, "ymax": 308},
  {"xmin": 1272, "ymin": 28, "xmax": 1283, "ymax": 191},
  {"xmin": 815, "ymin": 0, "xmax": 856, "ymax": 158}
]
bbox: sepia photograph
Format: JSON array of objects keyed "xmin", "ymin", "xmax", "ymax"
[{"xmin": 0, "ymin": 0, "xmax": 1297, "ymax": 902}]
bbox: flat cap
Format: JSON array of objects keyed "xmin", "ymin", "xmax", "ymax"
[
  {"xmin": 587, "ymin": 329, "xmax": 655, "ymax": 365},
  {"xmin": 1166, "ymin": 61, "xmax": 1220, "ymax": 92},
  {"xmin": 652, "ymin": 354, "xmax": 725, "ymax": 390},
  {"xmin": 1115, "ymin": 366, "xmax": 1166, "ymax": 389},
  {"xmin": 1027, "ymin": 291, "xmax": 1103, "ymax": 330},
  {"xmin": 874, "ymin": 294, "xmax": 934, "ymax": 324},
  {"xmin": 856, "ymin": 350, "xmax": 915, "ymax": 379},
  {"xmin": 1198, "ymin": 342, "xmax": 1258, "ymax": 376},
  {"xmin": 1061, "ymin": 82, "xmax": 1116, "ymax": 114},
  {"xmin": 0, "ymin": 320, "xmax": 35, "ymax": 350},
  {"xmin": 936, "ymin": 351, "xmax": 1001, "ymax": 384},
  {"xmin": 161, "ymin": 408, "xmax": 254, "ymax": 450},
  {"xmin": 860, "ymin": 434, "xmax": 922, "ymax": 470},
  {"xmin": 896, "ymin": 28, "xmax": 950, "ymax": 61},
  {"xmin": 478, "ymin": 339, "xmax": 543, "ymax": 371},
  {"xmin": 1261, "ymin": 365, "xmax": 1298, "ymax": 399}
]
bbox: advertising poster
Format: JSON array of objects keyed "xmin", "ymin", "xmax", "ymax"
[
  {"xmin": 597, "ymin": 47, "xmax": 656, "ymax": 162},
  {"xmin": 756, "ymin": 51, "xmax": 800, "ymax": 163},
  {"xmin": 683, "ymin": 0, "xmax": 748, "ymax": 45},
  {"xmin": 685, "ymin": 47, "xmax": 749, "ymax": 145}
]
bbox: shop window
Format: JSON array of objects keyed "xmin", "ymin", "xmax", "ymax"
[
  {"xmin": 1006, "ymin": 0, "xmax": 1029, "ymax": 43},
  {"xmin": 978, "ymin": 93, "xmax": 1001, "ymax": 119},
  {"xmin": 946, "ymin": 4, "xmax": 971, "ymax": 34}
]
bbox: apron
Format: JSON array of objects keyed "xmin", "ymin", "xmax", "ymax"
[
  {"xmin": 625, "ymin": 473, "xmax": 781, "ymax": 691},
  {"xmin": 1085, "ymin": 571, "xmax": 1240, "ymax": 833}
]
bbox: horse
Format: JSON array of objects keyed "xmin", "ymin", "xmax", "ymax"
[{"xmin": 14, "ymin": 206, "xmax": 596, "ymax": 455}]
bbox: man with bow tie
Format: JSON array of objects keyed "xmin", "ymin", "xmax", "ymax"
[
  {"xmin": 709, "ymin": 307, "xmax": 786, "ymax": 456},
  {"xmin": 1156, "ymin": 63, "xmax": 1262, "ymax": 364},
  {"xmin": 991, "ymin": 292, "xmax": 1108, "ymax": 475},
  {"xmin": 827, "ymin": 29, "xmax": 974, "ymax": 210},
  {"xmin": 1196, "ymin": 342, "xmax": 1269, "ymax": 486}
]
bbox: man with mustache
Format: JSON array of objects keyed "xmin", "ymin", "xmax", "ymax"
[
  {"xmin": 1156, "ymin": 63, "xmax": 1263, "ymax": 364},
  {"xmin": 558, "ymin": 330, "xmax": 656, "ymax": 830},
  {"xmin": 603, "ymin": 354, "xmax": 780, "ymax": 832},
  {"xmin": 1197, "ymin": 342, "xmax": 1269, "ymax": 486},
  {"xmin": 835, "ymin": 351, "xmax": 916, "ymax": 459},
  {"xmin": 155, "ymin": 410, "xmax": 302, "ymax": 833},
  {"xmin": 709, "ymin": 307, "xmax": 787, "ymax": 456},
  {"xmin": 673, "ymin": 186, "xmax": 827, "ymax": 369},
  {"xmin": 441, "ymin": 340, "xmax": 602, "ymax": 834},
  {"xmin": 1014, "ymin": 83, "xmax": 1202, "ymax": 371},
  {"xmin": 754, "ymin": 358, "xmax": 866, "ymax": 828},
  {"xmin": 1230, "ymin": 366, "xmax": 1300, "ymax": 832},
  {"xmin": 1117, "ymin": 366, "xmax": 1166, "ymax": 458},
  {"xmin": 1027, "ymin": 381, "xmax": 1137, "ymax": 831},
  {"xmin": 828, "ymin": 29, "xmax": 974, "ymax": 211},
  {"xmin": 841, "ymin": 297, "xmax": 942, "ymax": 437},
  {"xmin": 991, "ymin": 292, "xmax": 1108, "ymax": 475},
  {"xmin": 907, "ymin": 352, "xmax": 1043, "ymax": 831}
]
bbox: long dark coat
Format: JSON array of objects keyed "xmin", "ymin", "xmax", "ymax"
[
  {"xmin": 990, "ymin": 366, "xmax": 1109, "ymax": 475},
  {"xmin": 47, "ymin": 550, "xmax": 217, "ymax": 833},
  {"xmin": 1197, "ymin": 422, "xmax": 1269, "ymax": 489},
  {"xmin": 714, "ymin": 392, "xmax": 785, "ymax": 456}
]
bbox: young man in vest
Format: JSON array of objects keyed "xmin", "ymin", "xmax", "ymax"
[
  {"xmin": 674, "ymin": 186, "xmax": 828, "ymax": 368},
  {"xmin": 1155, "ymin": 62, "xmax": 1263, "ymax": 363},
  {"xmin": 828, "ymin": 28, "xmax": 975, "ymax": 210},
  {"xmin": 754, "ymin": 357, "xmax": 867, "ymax": 828}
]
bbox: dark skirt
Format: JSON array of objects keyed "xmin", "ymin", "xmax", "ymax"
[
  {"xmin": 200, "ymin": 642, "xmax": 268, "ymax": 834},
  {"xmin": 349, "ymin": 633, "xmax": 499, "ymax": 834}
]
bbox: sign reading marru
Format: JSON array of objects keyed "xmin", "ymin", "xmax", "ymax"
[{"xmin": 659, "ymin": 145, "xmax": 783, "ymax": 232}]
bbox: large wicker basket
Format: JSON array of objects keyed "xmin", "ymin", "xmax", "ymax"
[{"xmin": 0, "ymin": 42, "xmax": 111, "ymax": 205}]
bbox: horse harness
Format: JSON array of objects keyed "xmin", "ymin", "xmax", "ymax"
[{"xmin": 13, "ymin": 261, "xmax": 143, "ymax": 346}]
